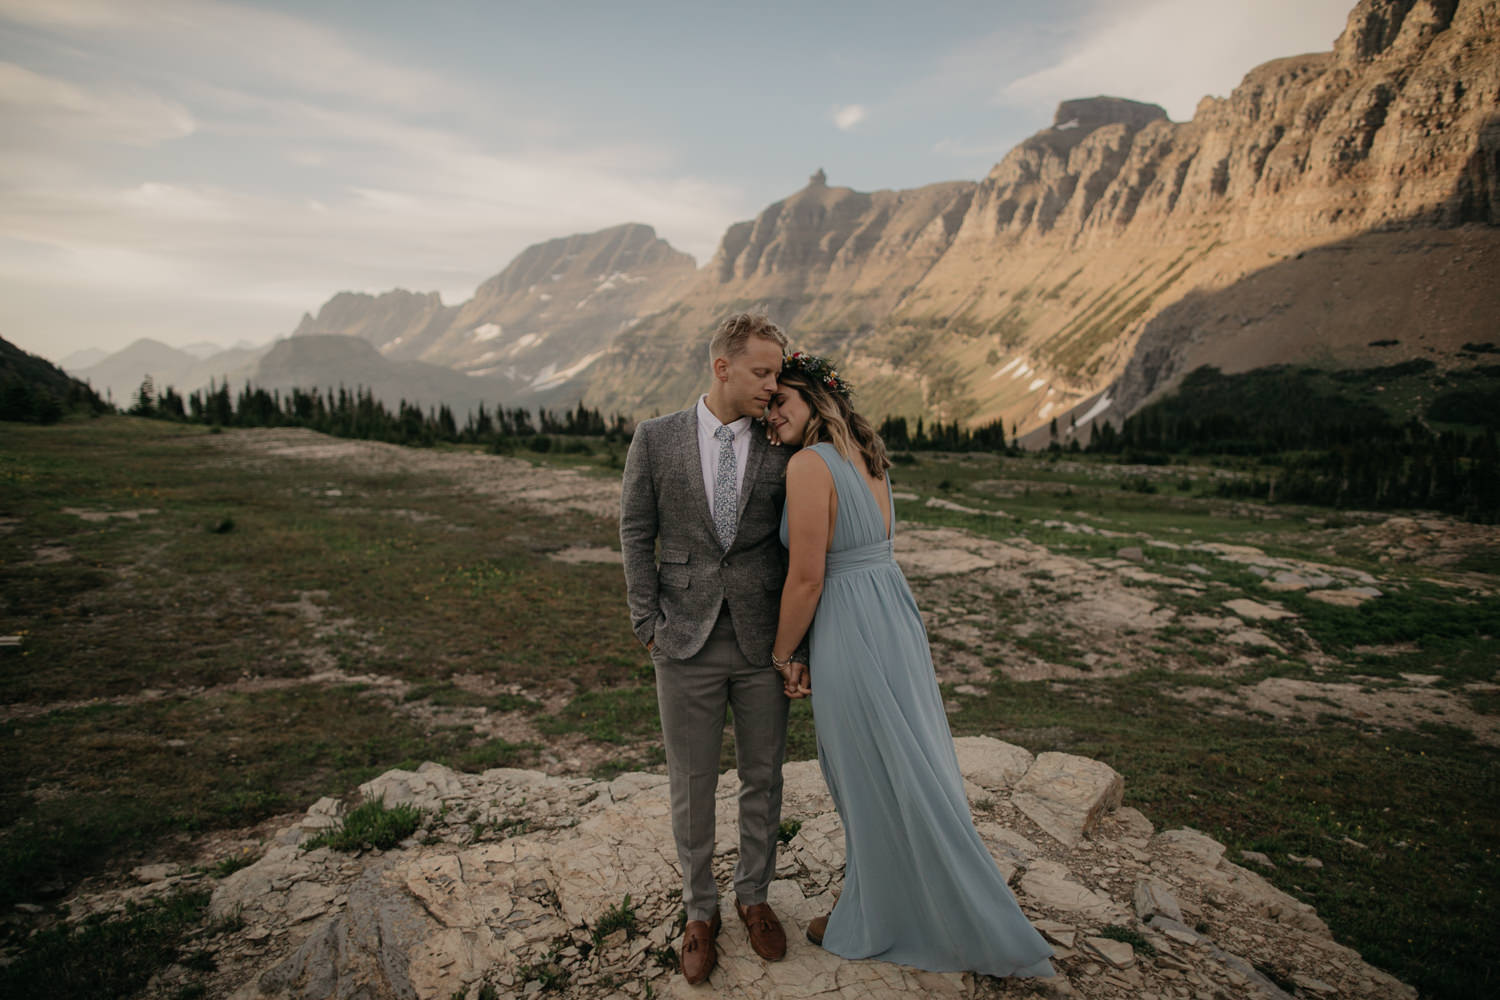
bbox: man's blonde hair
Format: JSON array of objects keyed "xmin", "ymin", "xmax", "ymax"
[{"xmin": 708, "ymin": 312, "xmax": 787, "ymax": 366}]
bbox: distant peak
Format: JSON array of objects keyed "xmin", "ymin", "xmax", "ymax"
[
  {"xmin": 809, "ymin": 168, "xmax": 827, "ymax": 188},
  {"xmin": 1052, "ymin": 97, "xmax": 1168, "ymax": 133}
]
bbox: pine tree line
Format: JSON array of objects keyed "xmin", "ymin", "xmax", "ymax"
[
  {"xmin": 131, "ymin": 378, "xmax": 631, "ymax": 450},
  {"xmin": 121, "ymin": 370, "xmax": 1498, "ymax": 521},
  {"xmin": 1086, "ymin": 368, "xmax": 1500, "ymax": 522},
  {"xmin": 877, "ymin": 415, "xmax": 1019, "ymax": 453}
]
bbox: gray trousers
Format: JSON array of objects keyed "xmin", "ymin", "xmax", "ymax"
[{"xmin": 652, "ymin": 605, "xmax": 790, "ymax": 922}]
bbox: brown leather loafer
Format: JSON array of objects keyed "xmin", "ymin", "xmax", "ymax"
[
  {"xmin": 806, "ymin": 912, "xmax": 830, "ymax": 947},
  {"xmin": 735, "ymin": 899, "xmax": 787, "ymax": 961},
  {"xmin": 679, "ymin": 911, "xmax": 721, "ymax": 985}
]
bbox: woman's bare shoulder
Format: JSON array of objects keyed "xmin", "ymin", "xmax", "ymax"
[{"xmin": 787, "ymin": 447, "xmax": 833, "ymax": 477}]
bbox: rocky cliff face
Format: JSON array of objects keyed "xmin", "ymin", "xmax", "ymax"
[
  {"xmin": 581, "ymin": 176, "xmax": 977, "ymax": 416},
  {"xmin": 292, "ymin": 290, "xmax": 457, "ymax": 363},
  {"xmin": 583, "ymin": 0, "xmax": 1499, "ymax": 431},
  {"xmin": 118, "ymin": 740, "xmax": 1415, "ymax": 999},
  {"xmin": 276, "ymin": 0, "xmax": 1496, "ymax": 432}
]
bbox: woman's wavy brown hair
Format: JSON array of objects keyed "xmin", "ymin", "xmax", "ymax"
[{"xmin": 776, "ymin": 365, "xmax": 890, "ymax": 478}]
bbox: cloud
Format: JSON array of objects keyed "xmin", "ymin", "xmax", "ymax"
[
  {"xmin": 832, "ymin": 104, "xmax": 867, "ymax": 131},
  {"xmin": 0, "ymin": 82, "xmax": 745, "ymax": 311},
  {"xmin": 0, "ymin": 0, "xmax": 752, "ymax": 356},
  {"xmin": 996, "ymin": 0, "xmax": 1353, "ymax": 121},
  {"xmin": 0, "ymin": 0, "xmax": 127, "ymax": 29},
  {"xmin": 0, "ymin": 61, "xmax": 195, "ymax": 145},
  {"xmin": 0, "ymin": 0, "xmax": 463, "ymax": 111}
]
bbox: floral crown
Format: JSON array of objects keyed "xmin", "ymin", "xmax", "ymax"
[{"xmin": 781, "ymin": 351, "xmax": 853, "ymax": 398}]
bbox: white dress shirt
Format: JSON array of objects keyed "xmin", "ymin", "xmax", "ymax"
[{"xmin": 695, "ymin": 395, "xmax": 751, "ymax": 510}]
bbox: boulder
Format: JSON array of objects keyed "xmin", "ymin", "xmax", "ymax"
[
  {"xmin": 952, "ymin": 736, "xmax": 1034, "ymax": 791},
  {"xmin": 1012, "ymin": 752, "xmax": 1123, "ymax": 848},
  {"xmin": 359, "ymin": 761, "xmax": 467, "ymax": 812}
]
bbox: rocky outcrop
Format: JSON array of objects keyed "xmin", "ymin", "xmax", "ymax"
[{"xmin": 164, "ymin": 739, "xmax": 1415, "ymax": 1000}]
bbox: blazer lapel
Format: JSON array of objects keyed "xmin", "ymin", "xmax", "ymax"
[{"xmin": 735, "ymin": 430, "xmax": 769, "ymax": 532}]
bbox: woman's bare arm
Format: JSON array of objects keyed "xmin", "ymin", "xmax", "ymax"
[{"xmin": 772, "ymin": 450, "xmax": 834, "ymax": 695}]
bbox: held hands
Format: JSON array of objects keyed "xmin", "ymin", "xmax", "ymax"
[{"xmin": 777, "ymin": 659, "xmax": 811, "ymax": 699}]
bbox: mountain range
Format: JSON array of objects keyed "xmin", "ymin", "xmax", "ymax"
[{"xmin": 69, "ymin": 0, "xmax": 1499, "ymax": 438}]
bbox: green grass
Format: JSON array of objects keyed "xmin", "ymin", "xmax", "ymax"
[
  {"xmin": 538, "ymin": 685, "xmax": 660, "ymax": 744},
  {"xmin": 403, "ymin": 681, "xmax": 540, "ymax": 713},
  {"xmin": 3, "ymin": 417, "xmax": 1496, "ymax": 1000},
  {"xmin": 0, "ymin": 686, "xmax": 474, "ymax": 906},
  {"xmin": 592, "ymin": 893, "xmax": 638, "ymax": 945},
  {"xmin": 0, "ymin": 889, "xmax": 214, "ymax": 1000},
  {"xmin": 303, "ymin": 798, "xmax": 424, "ymax": 852},
  {"xmin": 0, "ymin": 418, "xmax": 644, "ymax": 909},
  {"xmin": 515, "ymin": 945, "xmax": 570, "ymax": 991}
]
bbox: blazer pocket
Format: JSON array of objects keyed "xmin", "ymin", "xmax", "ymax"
[{"xmin": 659, "ymin": 548, "xmax": 690, "ymax": 588}]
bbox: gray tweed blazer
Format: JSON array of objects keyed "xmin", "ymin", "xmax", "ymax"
[{"xmin": 619, "ymin": 407, "xmax": 791, "ymax": 664}]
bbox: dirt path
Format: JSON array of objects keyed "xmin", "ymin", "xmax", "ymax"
[{"xmin": 214, "ymin": 427, "xmax": 623, "ymax": 520}]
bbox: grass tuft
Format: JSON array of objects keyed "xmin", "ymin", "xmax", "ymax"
[
  {"xmin": 515, "ymin": 944, "xmax": 570, "ymax": 991},
  {"xmin": 1098, "ymin": 923, "xmax": 1156, "ymax": 957},
  {"xmin": 302, "ymin": 797, "xmax": 423, "ymax": 852},
  {"xmin": 592, "ymin": 893, "xmax": 638, "ymax": 945}
]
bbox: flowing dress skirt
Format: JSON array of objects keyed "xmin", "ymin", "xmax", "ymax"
[{"xmin": 787, "ymin": 443, "xmax": 1054, "ymax": 977}]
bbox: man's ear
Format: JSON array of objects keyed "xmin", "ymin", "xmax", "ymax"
[{"xmin": 712, "ymin": 356, "xmax": 729, "ymax": 382}]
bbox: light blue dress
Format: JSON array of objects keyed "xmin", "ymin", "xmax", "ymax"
[{"xmin": 782, "ymin": 442, "xmax": 1054, "ymax": 977}]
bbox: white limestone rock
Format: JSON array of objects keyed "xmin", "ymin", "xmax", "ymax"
[
  {"xmin": 1133, "ymin": 878, "xmax": 1184, "ymax": 923},
  {"xmin": 359, "ymin": 761, "xmax": 467, "ymax": 812},
  {"xmin": 1018, "ymin": 861, "xmax": 1124, "ymax": 921},
  {"xmin": 1222, "ymin": 598, "xmax": 1295, "ymax": 621},
  {"xmin": 1012, "ymin": 752, "xmax": 1123, "ymax": 848},
  {"xmin": 1151, "ymin": 827, "xmax": 1227, "ymax": 868},
  {"xmin": 1083, "ymin": 935, "xmax": 1135, "ymax": 968},
  {"xmin": 953, "ymin": 736, "xmax": 1034, "ymax": 791},
  {"xmin": 178, "ymin": 736, "xmax": 1413, "ymax": 1000}
]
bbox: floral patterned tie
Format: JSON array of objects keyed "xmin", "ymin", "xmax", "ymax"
[{"xmin": 713, "ymin": 425, "xmax": 737, "ymax": 550}]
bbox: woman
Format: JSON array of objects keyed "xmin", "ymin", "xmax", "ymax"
[{"xmin": 766, "ymin": 351, "xmax": 1054, "ymax": 978}]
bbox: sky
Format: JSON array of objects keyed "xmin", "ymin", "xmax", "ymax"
[{"xmin": 0, "ymin": 0, "xmax": 1356, "ymax": 363}]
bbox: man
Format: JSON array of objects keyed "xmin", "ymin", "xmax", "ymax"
[{"xmin": 619, "ymin": 312, "xmax": 800, "ymax": 985}]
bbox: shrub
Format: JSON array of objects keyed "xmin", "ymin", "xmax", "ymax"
[{"xmin": 1099, "ymin": 923, "xmax": 1156, "ymax": 957}]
